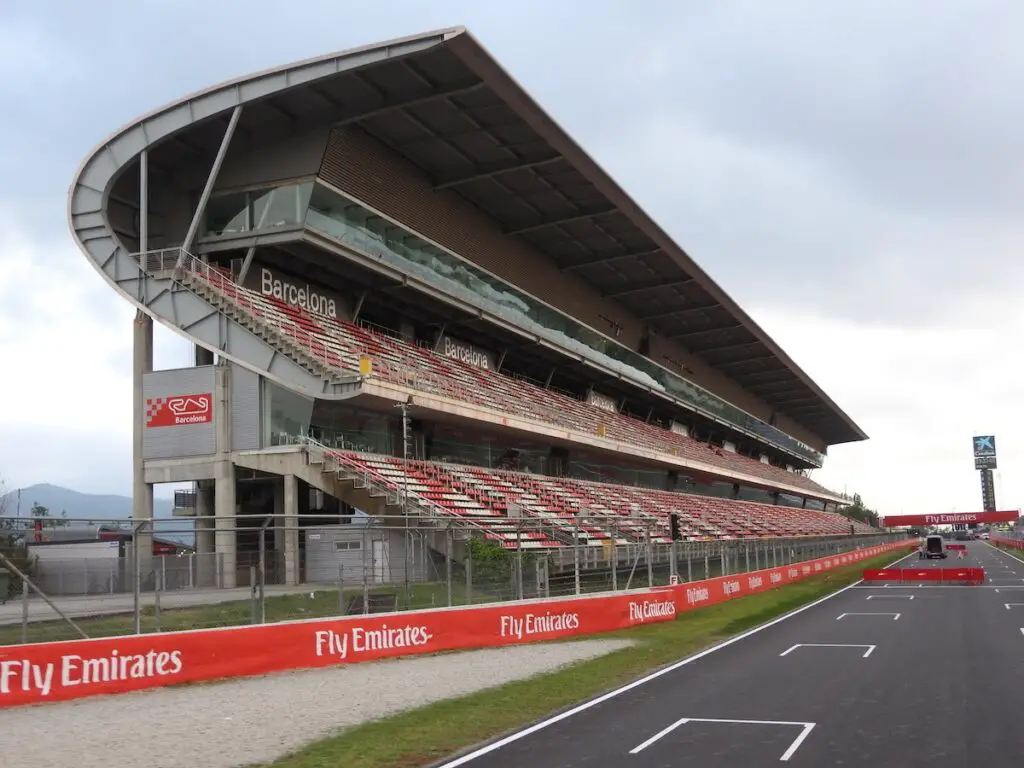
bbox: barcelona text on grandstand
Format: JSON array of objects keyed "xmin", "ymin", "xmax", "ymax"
[
  {"xmin": 314, "ymin": 624, "xmax": 432, "ymax": 660},
  {"xmin": 442, "ymin": 336, "xmax": 492, "ymax": 370},
  {"xmin": 261, "ymin": 268, "xmax": 338, "ymax": 319},
  {"xmin": 0, "ymin": 650, "xmax": 183, "ymax": 698}
]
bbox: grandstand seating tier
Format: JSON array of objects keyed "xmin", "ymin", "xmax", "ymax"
[
  {"xmin": 331, "ymin": 451, "xmax": 875, "ymax": 550},
  {"xmin": 188, "ymin": 264, "xmax": 840, "ymax": 501}
]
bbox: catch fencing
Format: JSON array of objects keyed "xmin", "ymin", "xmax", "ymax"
[{"xmin": 0, "ymin": 513, "xmax": 905, "ymax": 646}]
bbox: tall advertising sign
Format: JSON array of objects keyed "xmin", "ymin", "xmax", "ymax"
[
  {"xmin": 972, "ymin": 435, "xmax": 998, "ymax": 512},
  {"xmin": 981, "ymin": 470, "xmax": 997, "ymax": 513},
  {"xmin": 973, "ymin": 435, "xmax": 997, "ymax": 470}
]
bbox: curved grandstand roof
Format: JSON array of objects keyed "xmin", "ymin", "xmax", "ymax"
[{"xmin": 68, "ymin": 26, "xmax": 866, "ymax": 447}]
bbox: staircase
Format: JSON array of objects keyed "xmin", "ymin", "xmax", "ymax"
[{"xmin": 136, "ymin": 248, "xmax": 348, "ymax": 385}]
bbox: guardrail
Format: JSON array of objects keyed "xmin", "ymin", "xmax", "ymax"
[
  {"xmin": 991, "ymin": 535, "xmax": 1024, "ymax": 551},
  {"xmin": 0, "ymin": 540, "xmax": 914, "ymax": 709}
]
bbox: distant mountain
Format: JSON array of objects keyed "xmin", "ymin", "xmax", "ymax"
[{"xmin": 1, "ymin": 484, "xmax": 192, "ymax": 544}]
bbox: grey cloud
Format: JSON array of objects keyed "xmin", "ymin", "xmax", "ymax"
[{"xmin": 3, "ymin": 1, "xmax": 1022, "ymax": 326}]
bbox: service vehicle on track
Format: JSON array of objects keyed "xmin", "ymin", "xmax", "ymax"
[{"xmin": 920, "ymin": 534, "xmax": 948, "ymax": 559}]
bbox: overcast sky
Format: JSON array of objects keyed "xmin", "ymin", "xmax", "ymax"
[{"xmin": 1, "ymin": 0, "xmax": 1021, "ymax": 518}]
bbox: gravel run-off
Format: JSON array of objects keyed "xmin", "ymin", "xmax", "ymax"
[{"xmin": 0, "ymin": 638, "xmax": 634, "ymax": 768}]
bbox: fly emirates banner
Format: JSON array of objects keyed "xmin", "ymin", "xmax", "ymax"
[{"xmin": 0, "ymin": 541, "xmax": 912, "ymax": 707}]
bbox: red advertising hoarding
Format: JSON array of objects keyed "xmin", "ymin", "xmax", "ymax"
[
  {"xmin": 145, "ymin": 393, "xmax": 213, "ymax": 428},
  {"xmin": 0, "ymin": 541, "xmax": 912, "ymax": 709},
  {"xmin": 881, "ymin": 511, "xmax": 1019, "ymax": 528}
]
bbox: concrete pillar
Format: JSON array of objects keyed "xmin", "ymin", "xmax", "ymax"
[
  {"xmin": 213, "ymin": 364, "xmax": 237, "ymax": 588},
  {"xmin": 195, "ymin": 483, "xmax": 216, "ymax": 587},
  {"xmin": 132, "ymin": 310, "xmax": 154, "ymax": 583},
  {"xmin": 283, "ymin": 474, "xmax": 300, "ymax": 586},
  {"xmin": 273, "ymin": 476, "xmax": 285, "ymax": 556}
]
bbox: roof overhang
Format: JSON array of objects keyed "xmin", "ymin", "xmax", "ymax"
[{"xmin": 68, "ymin": 25, "xmax": 866, "ymax": 448}]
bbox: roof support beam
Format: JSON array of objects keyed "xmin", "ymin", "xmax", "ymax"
[
  {"xmin": 670, "ymin": 323, "xmax": 743, "ymax": 340},
  {"xmin": 179, "ymin": 106, "xmax": 242, "ymax": 263},
  {"xmin": 638, "ymin": 303, "xmax": 720, "ymax": 322},
  {"xmin": 560, "ymin": 248, "xmax": 661, "ymax": 272},
  {"xmin": 505, "ymin": 208, "xmax": 617, "ymax": 236},
  {"xmin": 767, "ymin": 393, "xmax": 820, "ymax": 407},
  {"xmin": 748, "ymin": 380, "xmax": 807, "ymax": 396},
  {"xmin": 687, "ymin": 340, "xmax": 763, "ymax": 356},
  {"xmin": 711, "ymin": 353, "xmax": 777, "ymax": 367},
  {"xmin": 335, "ymin": 81, "xmax": 486, "ymax": 127},
  {"xmin": 433, "ymin": 155, "xmax": 562, "ymax": 189},
  {"xmin": 603, "ymin": 277, "xmax": 694, "ymax": 299}
]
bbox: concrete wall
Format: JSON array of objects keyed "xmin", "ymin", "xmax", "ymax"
[
  {"xmin": 304, "ymin": 525, "xmax": 428, "ymax": 585},
  {"xmin": 230, "ymin": 363, "xmax": 261, "ymax": 451},
  {"xmin": 316, "ymin": 126, "xmax": 824, "ymax": 452}
]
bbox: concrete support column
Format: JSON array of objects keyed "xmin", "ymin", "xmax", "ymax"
[
  {"xmin": 273, "ymin": 476, "xmax": 285, "ymax": 555},
  {"xmin": 195, "ymin": 483, "xmax": 216, "ymax": 587},
  {"xmin": 283, "ymin": 474, "xmax": 300, "ymax": 586},
  {"xmin": 213, "ymin": 364, "xmax": 237, "ymax": 588},
  {"xmin": 132, "ymin": 310, "xmax": 154, "ymax": 584},
  {"xmin": 214, "ymin": 463, "xmax": 237, "ymax": 588}
]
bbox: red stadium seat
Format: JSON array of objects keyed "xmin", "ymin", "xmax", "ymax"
[{"xmin": 187, "ymin": 266, "xmax": 841, "ymax": 502}]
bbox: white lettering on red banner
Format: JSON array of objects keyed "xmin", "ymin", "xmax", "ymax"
[
  {"xmin": 498, "ymin": 611, "xmax": 580, "ymax": 640},
  {"xmin": 0, "ymin": 649, "xmax": 183, "ymax": 698},
  {"xmin": 629, "ymin": 599, "xmax": 677, "ymax": 623},
  {"xmin": 0, "ymin": 541, "xmax": 913, "ymax": 709},
  {"xmin": 145, "ymin": 394, "xmax": 212, "ymax": 428}
]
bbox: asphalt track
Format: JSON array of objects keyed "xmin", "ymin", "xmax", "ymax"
[{"xmin": 438, "ymin": 541, "xmax": 1024, "ymax": 768}]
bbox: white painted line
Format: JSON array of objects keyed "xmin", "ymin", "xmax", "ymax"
[
  {"xmin": 779, "ymin": 643, "xmax": 876, "ymax": 658},
  {"xmin": 433, "ymin": 550, "xmax": 910, "ymax": 767},
  {"xmin": 630, "ymin": 717, "xmax": 690, "ymax": 754},
  {"xmin": 1004, "ymin": 604, "xmax": 1024, "ymax": 610},
  {"xmin": 629, "ymin": 718, "xmax": 815, "ymax": 762},
  {"xmin": 866, "ymin": 594, "xmax": 914, "ymax": 600},
  {"xmin": 836, "ymin": 612, "xmax": 900, "ymax": 620},
  {"xmin": 995, "ymin": 588, "xmax": 1024, "ymax": 593}
]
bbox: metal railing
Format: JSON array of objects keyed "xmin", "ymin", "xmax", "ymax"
[
  {"xmin": 0, "ymin": 512, "xmax": 906, "ymax": 647},
  {"xmin": 132, "ymin": 248, "xmax": 840, "ymax": 500}
]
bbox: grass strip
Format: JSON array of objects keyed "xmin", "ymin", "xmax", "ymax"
[{"xmin": 263, "ymin": 550, "xmax": 902, "ymax": 768}]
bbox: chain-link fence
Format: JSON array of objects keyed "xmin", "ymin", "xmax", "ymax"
[{"xmin": 0, "ymin": 513, "xmax": 906, "ymax": 646}]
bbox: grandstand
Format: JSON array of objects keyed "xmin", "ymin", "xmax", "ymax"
[{"xmin": 68, "ymin": 27, "xmax": 870, "ymax": 589}]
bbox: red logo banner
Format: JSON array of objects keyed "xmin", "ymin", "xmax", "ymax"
[
  {"xmin": 881, "ymin": 511, "xmax": 1019, "ymax": 527},
  {"xmin": 145, "ymin": 393, "xmax": 213, "ymax": 428}
]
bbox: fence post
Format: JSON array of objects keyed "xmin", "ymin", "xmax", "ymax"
[
  {"xmin": 573, "ymin": 515, "xmax": 582, "ymax": 596},
  {"xmin": 686, "ymin": 545, "xmax": 693, "ymax": 582},
  {"xmin": 516, "ymin": 519, "xmax": 524, "ymax": 601},
  {"xmin": 445, "ymin": 527, "xmax": 453, "ymax": 607},
  {"xmin": 21, "ymin": 580, "xmax": 28, "ymax": 645},
  {"xmin": 338, "ymin": 564, "xmax": 345, "ymax": 616},
  {"xmin": 466, "ymin": 541, "xmax": 474, "ymax": 605},
  {"xmin": 611, "ymin": 542, "xmax": 618, "ymax": 592},
  {"xmin": 154, "ymin": 569, "xmax": 162, "ymax": 633},
  {"xmin": 249, "ymin": 565, "xmax": 258, "ymax": 624},
  {"xmin": 745, "ymin": 544, "xmax": 751, "ymax": 573},
  {"xmin": 646, "ymin": 523, "xmax": 654, "ymax": 588}
]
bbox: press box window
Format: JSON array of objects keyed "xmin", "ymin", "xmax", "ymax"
[{"xmin": 334, "ymin": 541, "xmax": 362, "ymax": 552}]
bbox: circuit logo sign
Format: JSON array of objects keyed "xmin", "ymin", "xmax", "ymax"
[{"xmin": 145, "ymin": 394, "xmax": 213, "ymax": 428}]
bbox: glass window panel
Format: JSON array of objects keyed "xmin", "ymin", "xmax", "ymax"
[
  {"xmin": 204, "ymin": 191, "xmax": 249, "ymax": 236},
  {"xmin": 305, "ymin": 182, "xmax": 824, "ymax": 466}
]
